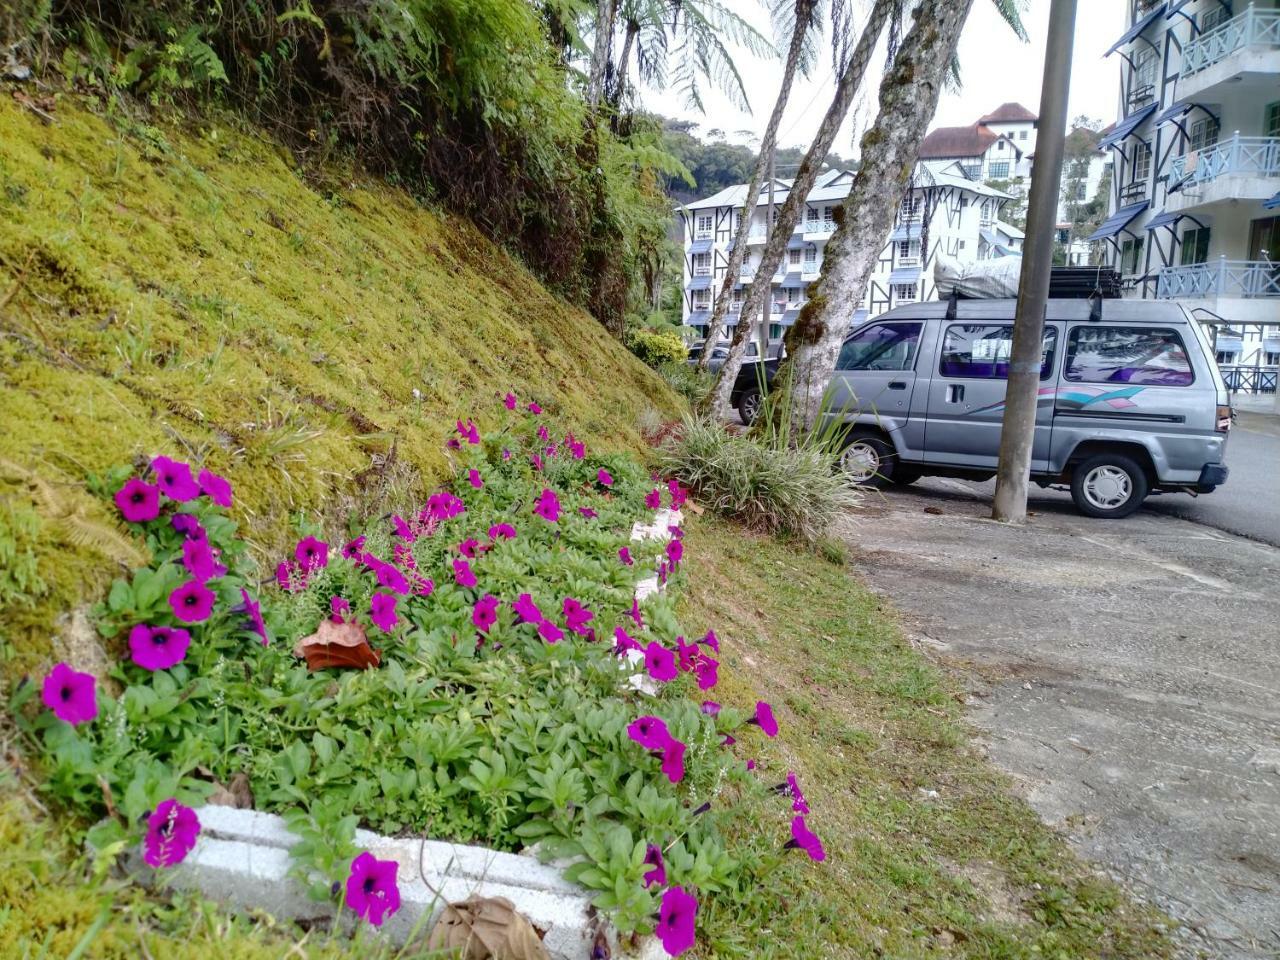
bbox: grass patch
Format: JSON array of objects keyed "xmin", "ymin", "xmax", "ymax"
[{"xmin": 676, "ymin": 518, "xmax": 1175, "ymax": 958}]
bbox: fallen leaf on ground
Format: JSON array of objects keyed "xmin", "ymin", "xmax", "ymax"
[
  {"xmin": 207, "ymin": 772, "xmax": 254, "ymax": 808},
  {"xmin": 293, "ymin": 618, "xmax": 381, "ymax": 671},
  {"xmin": 427, "ymin": 896, "xmax": 551, "ymax": 960}
]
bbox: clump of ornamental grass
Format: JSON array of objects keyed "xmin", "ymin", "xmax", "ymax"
[
  {"xmin": 659, "ymin": 413, "xmax": 862, "ymax": 544},
  {"xmin": 655, "ymin": 361, "xmax": 712, "ymax": 405}
]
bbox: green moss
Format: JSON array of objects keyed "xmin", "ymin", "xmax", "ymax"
[{"xmin": 0, "ymin": 95, "xmax": 679, "ymax": 675}]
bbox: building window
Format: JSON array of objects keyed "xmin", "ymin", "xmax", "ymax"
[
  {"xmin": 788, "ymin": 248, "xmax": 802, "ymax": 266},
  {"xmin": 1200, "ymin": 5, "xmax": 1231, "ymax": 33},
  {"xmin": 961, "ymin": 162, "xmax": 982, "ymax": 179},
  {"xmin": 957, "ymin": 240, "xmax": 966, "ymax": 250},
  {"xmin": 804, "ymin": 245, "xmax": 817, "ymax": 264},
  {"xmin": 1068, "ymin": 327, "xmax": 1194, "ymax": 386},
  {"xmin": 1266, "ymin": 351, "xmax": 1280, "ymax": 366},
  {"xmin": 988, "ymin": 161, "xmax": 1010, "ymax": 179},
  {"xmin": 1132, "ymin": 142, "xmax": 1152, "ymax": 182},
  {"xmin": 1179, "ymin": 226, "xmax": 1210, "ymax": 266},
  {"xmin": 787, "ymin": 287, "xmax": 802, "ymax": 305},
  {"xmin": 1075, "ymin": 181, "xmax": 1088, "ymax": 201},
  {"xmin": 1216, "ymin": 350, "xmax": 1236, "ymax": 364},
  {"xmin": 1267, "ymin": 102, "xmax": 1280, "ymax": 139},
  {"xmin": 1131, "ymin": 48, "xmax": 1157, "ymax": 102},
  {"xmin": 996, "ymin": 139, "xmax": 1006, "ymax": 151},
  {"xmin": 1189, "ymin": 116, "xmax": 1220, "ymax": 152},
  {"xmin": 1120, "ymin": 236, "xmax": 1144, "ymax": 275},
  {"xmin": 692, "ymin": 289, "xmax": 710, "ymax": 309},
  {"xmin": 894, "ymin": 283, "xmax": 918, "ymax": 301},
  {"xmin": 1018, "ymin": 130, "xmax": 1028, "ymax": 141},
  {"xmin": 807, "ymin": 207, "xmax": 818, "ymax": 224},
  {"xmin": 901, "ymin": 195, "xmax": 921, "ymax": 219},
  {"xmin": 695, "ymin": 214, "xmax": 712, "ymax": 235}
]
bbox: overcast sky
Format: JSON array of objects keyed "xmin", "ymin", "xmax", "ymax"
[{"xmin": 639, "ymin": 0, "xmax": 1126, "ymax": 159}]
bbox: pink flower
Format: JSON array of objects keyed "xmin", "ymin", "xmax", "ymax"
[
  {"xmin": 345, "ymin": 851, "xmax": 401, "ymax": 926},
  {"xmin": 457, "ymin": 538, "xmax": 484, "ymax": 559},
  {"xmin": 511, "ymin": 593, "xmax": 543, "ymax": 624},
  {"xmin": 456, "ymin": 419, "xmax": 480, "ymax": 445},
  {"xmin": 115, "ymin": 477, "xmax": 161, "ymax": 523},
  {"xmin": 700, "ymin": 629, "xmax": 719, "ymax": 653},
  {"xmin": 391, "ymin": 515, "xmax": 416, "ymax": 542},
  {"xmin": 144, "ymin": 799, "xmax": 200, "ymax": 867},
  {"xmin": 527, "ymin": 401, "xmax": 542, "ymax": 414},
  {"xmin": 660, "ymin": 739, "xmax": 687, "ymax": 783},
  {"xmin": 41, "ymin": 663, "xmax": 97, "ymax": 725},
  {"xmin": 342, "ymin": 536, "xmax": 367, "ymax": 559},
  {"xmin": 128, "ymin": 624, "xmax": 191, "ymax": 671},
  {"xmin": 295, "ymin": 536, "xmax": 329, "ymax": 571},
  {"xmin": 532, "ymin": 488, "xmax": 560, "ymax": 523},
  {"xmin": 198, "ymin": 469, "xmax": 233, "ymax": 508},
  {"xmin": 676, "ymin": 637, "xmax": 700, "ymax": 672},
  {"xmin": 242, "ymin": 589, "xmax": 269, "ymax": 645},
  {"xmin": 786, "ymin": 771, "xmax": 810, "ymax": 814},
  {"xmin": 693, "ymin": 655, "xmax": 719, "ymax": 691},
  {"xmin": 626, "ymin": 715, "xmax": 672, "ymax": 751},
  {"xmin": 151, "ymin": 456, "xmax": 200, "ymax": 502},
  {"xmin": 330, "ymin": 596, "xmax": 350, "ymax": 623},
  {"xmin": 628, "ymin": 597, "xmax": 644, "ymax": 628},
  {"xmin": 374, "ymin": 562, "xmax": 410, "ymax": 596},
  {"xmin": 644, "ymin": 488, "xmax": 662, "ymax": 510},
  {"xmin": 169, "ymin": 580, "xmax": 215, "ymax": 623},
  {"xmin": 537, "ymin": 424, "xmax": 550, "ymax": 442},
  {"xmin": 504, "ymin": 392, "xmax": 518, "ymax": 410},
  {"xmin": 370, "ymin": 592, "xmax": 399, "ymax": 632},
  {"xmin": 453, "ymin": 558, "xmax": 476, "ymax": 588},
  {"xmin": 562, "ymin": 598, "xmax": 593, "ymax": 636},
  {"xmin": 752, "ymin": 701, "xmax": 778, "ymax": 737},
  {"xmin": 667, "ymin": 479, "xmax": 688, "ymax": 509},
  {"xmin": 597, "ymin": 468, "xmax": 613, "ymax": 487},
  {"xmin": 426, "ymin": 491, "xmax": 466, "ymax": 521},
  {"xmin": 468, "ymin": 469, "xmax": 483, "ymax": 489},
  {"xmin": 182, "ymin": 536, "xmax": 224, "ymax": 582},
  {"xmin": 413, "ymin": 576, "xmax": 435, "ymax": 597},
  {"xmin": 566, "ymin": 436, "xmax": 585, "ymax": 459},
  {"xmin": 666, "ymin": 539, "xmax": 683, "ymax": 568},
  {"xmin": 788, "ymin": 815, "xmax": 826, "ymax": 862},
  {"xmin": 656, "ymin": 887, "xmax": 698, "ymax": 956},
  {"xmin": 642, "ymin": 844, "xmax": 666, "ymax": 888},
  {"xmin": 473, "ymin": 594, "xmax": 499, "ymax": 633},
  {"xmin": 537, "ymin": 619, "xmax": 564, "ymax": 644},
  {"xmin": 644, "ymin": 642, "xmax": 678, "ymax": 683},
  {"xmin": 488, "ymin": 523, "xmax": 517, "ymax": 540},
  {"xmin": 578, "ymin": 506, "xmax": 598, "ymax": 519},
  {"xmin": 618, "ymin": 547, "xmax": 633, "ymax": 566},
  {"xmin": 614, "ymin": 625, "xmax": 641, "ymax": 654},
  {"xmin": 531, "ymin": 453, "xmax": 544, "ymax": 472},
  {"xmin": 700, "ymin": 700, "xmax": 721, "ymax": 716},
  {"xmin": 171, "ymin": 514, "xmax": 205, "ymax": 538}
]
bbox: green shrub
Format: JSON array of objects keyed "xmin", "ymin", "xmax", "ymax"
[
  {"xmin": 659, "ymin": 415, "xmax": 862, "ymax": 543},
  {"xmin": 656, "ymin": 361, "xmax": 712, "ymax": 404},
  {"xmin": 627, "ymin": 328, "xmax": 688, "ymax": 368}
]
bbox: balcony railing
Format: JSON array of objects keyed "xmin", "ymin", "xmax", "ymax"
[
  {"xmin": 896, "ymin": 255, "xmax": 922, "ymax": 269},
  {"xmin": 804, "ymin": 220, "xmax": 835, "ymax": 235},
  {"xmin": 1169, "ymin": 134, "xmax": 1280, "ymax": 187},
  {"xmin": 692, "ymin": 266, "xmax": 712, "ymax": 277},
  {"xmin": 692, "ymin": 230, "xmax": 713, "ymax": 241},
  {"xmin": 1157, "ymin": 258, "xmax": 1280, "ymax": 299},
  {"xmin": 1181, "ymin": 6, "xmax": 1280, "ymax": 78}
]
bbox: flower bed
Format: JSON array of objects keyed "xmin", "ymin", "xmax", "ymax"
[{"xmin": 15, "ymin": 396, "xmax": 821, "ymax": 955}]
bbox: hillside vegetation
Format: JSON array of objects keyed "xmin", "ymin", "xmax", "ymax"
[{"xmin": 0, "ymin": 95, "xmax": 678, "ymax": 670}]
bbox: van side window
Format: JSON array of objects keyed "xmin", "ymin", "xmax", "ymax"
[
  {"xmin": 836, "ymin": 322, "xmax": 923, "ymax": 371},
  {"xmin": 939, "ymin": 325, "xmax": 1058, "ymax": 380},
  {"xmin": 1066, "ymin": 327, "xmax": 1194, "ymax": 386}
]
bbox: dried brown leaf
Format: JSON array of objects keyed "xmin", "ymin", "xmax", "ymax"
[{"xmin": 293, "ymin": 618, "xmax": 381, "ymax": 671}]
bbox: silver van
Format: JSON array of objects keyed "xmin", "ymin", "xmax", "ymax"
[{"xmin": 829, "ymin": 298, "xmax": 1232, "ymax": 518}]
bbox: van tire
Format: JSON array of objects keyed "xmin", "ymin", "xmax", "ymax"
[
  {"xmin": 737, "ymin": 388, "xmax": 762, "ymax": 425},
  {"xmin": 839, "ymin": 433, "xmax": 896, "ymax": 488},
  {"xmin": 1070, "ymin": 453, "xmax": 1149, "ymax": 519}
]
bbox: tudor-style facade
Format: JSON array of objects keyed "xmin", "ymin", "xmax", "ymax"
[
  {"xmin": 1096, "ymin": 0, "xmax": 1280, "ymax": 386},
  {"xmin": 677, "ymin": 165, "xmax": 1012, "ymax": 340}
]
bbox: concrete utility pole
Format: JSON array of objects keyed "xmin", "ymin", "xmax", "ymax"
[
  {"xmin": 992, "ymin": 0, "xmax": 1078, "ymax": 523},
  {"xmin": 763, "ymin": 145, "xmax": 776, "ymax": 357}
]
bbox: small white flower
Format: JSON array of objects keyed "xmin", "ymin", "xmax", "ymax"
[{"xmin": 412, "ymin": 388, "xmax": 422, "ymax": 400}]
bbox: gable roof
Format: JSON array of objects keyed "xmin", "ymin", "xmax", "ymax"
[
  {"xmin": 918, "ymin": 123, "xmax": 999, "ymax": 160},
  {"xmin": 979, "ymin": 102, "xmax": 1038, "ymax": 124}
]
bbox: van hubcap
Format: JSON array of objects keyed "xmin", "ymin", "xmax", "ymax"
[
  {"xmin": 1083, "ymin": 466, "xmax": 1132, "ymax": 509},
  {"xmin": 742, "ymin": 393, "xmax": 760, "ymax": 422},
  {"xmin": 842, "ymin": 442, "xmax": 880, "ymax": 482}
]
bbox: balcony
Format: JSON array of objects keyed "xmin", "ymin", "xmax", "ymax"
[
  {"xmin": 1178, "ymin": 6, "xmax": 1280, "ymax": 99},
  {"xmin": 896, "ymin": 255, "xmax": 922, "ymax": 269},
  {"xmin": 803, "ymin": 219, "xmax": 835, "ymax": 239},
  {"xmin": 1157, "ymin": 260, "xmax": 1280, "ymax": 325},
  {"xmin": 692, "ymin": 265, "xmax": 712, "ymax": 278},
  {"xmin": 1165, "ymin": 134, "xmax": 1280, "ymax": 213}
]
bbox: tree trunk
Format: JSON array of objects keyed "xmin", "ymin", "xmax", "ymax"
[
  {"xmin": 608, "ymin": 20, "xmax": 640, "ymax": 109},
  {"xmin": 701, "ymin": 0, "xmax": 892, "ymax": 413},
  {"xmin": 694, "ymin": 0, "xmax": 815, "ymax": 373},
  {"xmin": 587, "ymin": 0, "xmax": 618, "ymax": 110},
  {"xmin": 776, "ymin": 0, "xmax": 977, "ymax": 436}
]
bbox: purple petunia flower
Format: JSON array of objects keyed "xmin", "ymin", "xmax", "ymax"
[
  {"xmin": 533, "ymin": 488, "xmax": 561, "ymax": 523},
  {"xmin": 511, "ymin": 593, "xmax": 543, "ymax": 624},
  {"xmin": 128, "ymin": 624, "xmax": 191, "ymax": 671},
  {"xmin": 578, "ymin": 506, "xmax": 598, "ymax": 519},
  {"xmin": 151, "ymin": 456, "xmax": 200, "ymax": 502},
  {"xmin": 700, "ymin": 629, "xmax": 719, "ymax": 653},
  {"xmin": 787, "ymin": 771, "xmax": 810, "ymax": 814},
  {"xmin": 169, "ymin": 580, "xmax": 215, "ymax": 623},
  {"xmin": 346, "ymin": 851, "xmax": 401, "ymax": 926},
  {"xmin": 342, "ymin": 535, "xmax": 366, "ymax": 559},
  {"xmin": 198, "ymin": 469, "xmax": 233, "ymax": 508},
  {"xmin": 182, "ymin": 536, "xmax": 224, "ymax": 583},
  {"xmin": 656, "ymin": 887, "xmax": 698, "ymax": 957},
  {"xmin": 614, "ymin": 625, "xmax": 640, "ymax": 654},
  {"xmin": 457, "ymin": 538, "xmax": 484, "ymax": 559},
  {"xmin": 456, "ymin": 419, "xmax": 480, "ymax": 445},
  {"xmin": 528, "ymin": 401, "xmax": 542, "ymax": 414},
  {"xmin": 642, "ymin": 844, "xmax": 666, "ymax": 889},
  {"xmin": 41, "ymin": 663, "xmax": 97, "ymax": 725},
  {"xmin": 374, "ymin": 562, "xmax": 410, "ymax": 596},
  {"xmin": 502, "ymin": 448, "xmax": 512, "ymax": 461},
  {"xmin": 644, "ymin": 642, "xmax": 678, "ymax": 683},
  {"xmin": 504, "ymin": 392, "xmax": 518, "ymax": 410},
  {"xmin": 788, "ymin": 815, "xmax": 826, "ymax": 862},
  {"xmin": 618, "ymin": 546, "xmax": 633, "ymax": 566},
  {"xmin": 115, "ymin": 477, "xmax": 161, "ymax": 523},
  {"xmin": 562, "ymin": 598, "xmax": 593, "ymax": 636},
  {"xmin": 144, "ymin": 799, "xmax": 200, "ymax": 868},
  {"xmin": 370, "ymin": 592, "xmax": 399, "ymax": 632},
  {"xmin": 171, "ymin": 514, "xmax": 204, "ymax": 538},
  {"xmin": 537, "ymin": 619, "xmax": 564, "ymax": 644},
  {"xmin": 666, "ymin": 539, "xmax": 683, "ymax": 568},
  {"xmin": 644, "ymin": 488, "xmax": 662, "ymax": 510},
  {"xmin": 721, "ymin": 734, "xmax": 736, "ymax": 747},
  {"xmin": 330, "ymin": 596, "xmax": 350, "ymax": 623},
  {"xmin": 660, "ymin": 739, "xmax": 687, "ymax": 783},
  {"xmin": 628, "ymin": 597, "xmax": 644, "ymax": 628},
  {"xmin": 537, "ymin": 424, "xmax": 550, "ymax": 442},
  {"xmin": 531, "ymin": 453, "xmax": 544, "ymax": 472},
  {"xmin": 468, "ymin": 468, "xmax": 483, "ymax": 489},
  {"xmin": 752, "ymin": 701, "xmax": 778, "ymax": 738},
  {"xmin": 295, "ymin": 536, "xmax": 329, "ymax": 571},
  {"xmin": 597, "ymin": 468, "xmax": 613, "ymax": 487},
  {"xmin": 487, "ymin": 523, "xmax": 517, "ymax": 541},
  {"xmin": 676, "ymin": 636, "xmax": 699, "ymax": 672},
  {"xmin": 693, "ymin": 655, "xmax": 719, "ymax": 691},
  {"xmin": 566, "ymin": 436, "xmax": 585, "ymax": 460},
  {"xmin": 667, "ymin": 479, "xmax": 688, "ymax": 509},
  {"xmin": 626, "ymin": 715, "xmax": 672, "ymax": 751},
  {"xmin": 391, "ymin": 515, "xmax": 415, "ymax": 542},
  {"xmin": 473, "ymin": 594, "xmax": 499, "ymax": 633},
  {"xmin": 426, "ymin": 491, "xmax": 467, "ymax": 521},
  {"xmin": 242, "ymin": 589, "xmax": 271, "ymax": 645},
  {"xmin": 452, "ymin": 558, "xmax": 476, "ymax": 588},
  {"xmin": 413, "ymin": 576, "xmax": 435, "ymax": 597},
  {"xmin": 700, "ymin": 700, "xmax": 721, "ymax": 716}
]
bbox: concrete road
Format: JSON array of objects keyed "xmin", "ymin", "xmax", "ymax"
[
  {"xmin": 839, "ymin": 494, "xmax": 1280, "ymax": 959},
  {"xmin": 911, "ymin": 411, "xmax": 1280, "ymax": 547}
]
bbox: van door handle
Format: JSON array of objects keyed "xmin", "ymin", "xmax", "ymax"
[
  {"xmin": 888, "ymin": 380, "xmax": 907, "ymax": 391},
  {"xmin": 946, "ymin": 384, "xmax": 965, "ymax": 403}
]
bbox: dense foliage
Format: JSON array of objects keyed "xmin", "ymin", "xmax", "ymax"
[
  {"xmin": 5, "ymin": 0, "xmax": 680, "ymax": 333},
  {"xmin": 628, "ymin": 327, "xmax": 689, "ymax": 368},
  {"xmin": 16, "ymin": 401, "xmax": 818, "ymax": 949}
]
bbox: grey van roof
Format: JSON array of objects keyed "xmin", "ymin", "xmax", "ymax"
[{"xmin": 872, "ymin": 299, "xmax": 1190, "ymax": 323}]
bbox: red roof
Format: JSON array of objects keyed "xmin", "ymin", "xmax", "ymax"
[
  {"xmin": 979, "ymin": 102, "xmax": 1038, "ymax": 124},
  {"xmin": 918, "ymin": 123, "xmax": 999, "ymax": 159}
]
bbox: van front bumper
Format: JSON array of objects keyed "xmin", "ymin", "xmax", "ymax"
[{"xmin": 1197, "ymin": 463, "xmax": 1229, "ymax": 492}]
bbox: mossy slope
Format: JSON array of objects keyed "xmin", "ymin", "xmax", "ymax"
[{"xmin": 0, "ymin": 95, "xmax": 678, "ymax": 670}]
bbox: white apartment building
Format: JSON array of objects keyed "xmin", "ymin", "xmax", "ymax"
[
  {"xmin": 1096, "ymin": 0, "xmax": 1280, "ymax": 391},
  {"xmin": 1054, "ymin": 129, "xmax": 1112, "ymax": 265},
  {"xmin": 678, "ymin": 164, "xmax": 1013, "ymax": 339}
]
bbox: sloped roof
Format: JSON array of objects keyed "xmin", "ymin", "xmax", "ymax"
[
  {"xmin": 979, "ymin": 102, "xmax": 1038, "ymax": 124},
  {"xmin": 918, "ymin": 123, "xmax": 999, "ymax": 159}
]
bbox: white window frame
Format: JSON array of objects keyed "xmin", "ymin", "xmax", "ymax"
[
  {"xmin": 894, "ymin": 283, "xmax": 918, "ymax": 302},
  {"xmin": 788, "ymin": 248, "xmax": 802, "ymax": 266},
  {"xmin": 1132, "ymin": 142, "xmax": 1152, "ymax": 182}
]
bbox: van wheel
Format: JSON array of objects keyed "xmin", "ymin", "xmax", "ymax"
[
  {"xmin": 737, "ymin": 388, "xmax": 762, "ymax": 425},
  {"xmin": 839, "ymin": 434, "xmax": 896, "ymax": 488},
  {"xmin": 1070, "ymin": 453, "xmax": 1149, "ymax": 519}
]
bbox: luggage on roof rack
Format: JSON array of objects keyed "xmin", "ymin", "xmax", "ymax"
[{"xmin": 933, "ymin": 253, "xmax": 1121, "ymax": 300}]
